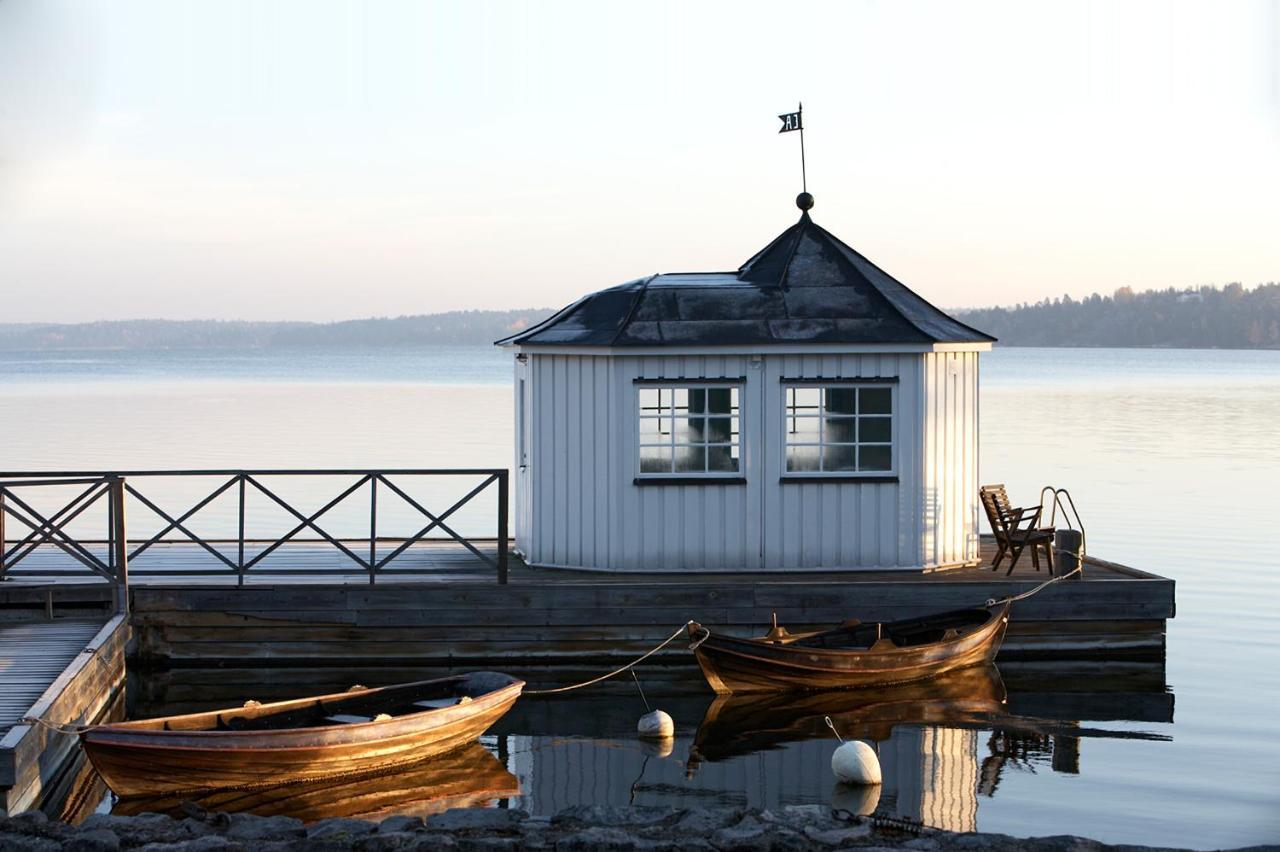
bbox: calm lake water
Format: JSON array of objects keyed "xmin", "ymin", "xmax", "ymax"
[{"xmin": 2, "ymin": 346, "xmax": 1278, "ymax": 847}]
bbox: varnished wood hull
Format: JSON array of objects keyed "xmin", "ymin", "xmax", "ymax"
[
  {"xmin": 689, "ymin": 604, "xmax": 1011, "ymax": 693},
  {"xmin": 111, "ymin": 741, "xmax": 520, "ymax": 821},
  {"xmin": 81, "ymin": 672, "xmax": 523, "ymax": 798}
]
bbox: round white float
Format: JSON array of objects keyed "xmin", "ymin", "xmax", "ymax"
[
  {"xmin": 637, "ymin": 709, "xmax": 675, "ymax": 739},
  {"xmin": 831, "ymin": 740, "xmax": 881, "ymax": 785}
]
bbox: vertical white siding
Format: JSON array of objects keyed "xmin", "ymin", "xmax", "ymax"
[
  {"xmin": 921, "ymin": 351, "xmax": 981, "ymax": 568},
  {"xmin": 518, "ymin": 348, "xmax": 980, "ymax": 571},
  {"xmin": 760, "ymin": 353, "xmax": 922, "ymax": 569}
]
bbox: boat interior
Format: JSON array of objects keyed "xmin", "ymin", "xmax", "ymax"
[
  {"xmin": 112, "ymin": 672, "xmax": 519, "ymax": 733},
  {"xmin": 787, "ymin": 607, "xmax": 997, "ymax": 651}
]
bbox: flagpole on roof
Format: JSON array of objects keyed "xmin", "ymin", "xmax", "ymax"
[
  {"xmin": 778, "ymin": 103, "xmax": 811, "ymax": 208},
  {"xmin": 798, "ymin": 102, "xmax": 806, "ymax": 193}
]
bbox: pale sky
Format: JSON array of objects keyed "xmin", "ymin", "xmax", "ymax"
[{"xmin": 1, "ymin": 0, "xmax": 1277, "ymax": 322}]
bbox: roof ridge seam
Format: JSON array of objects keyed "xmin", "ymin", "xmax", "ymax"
[
  {"xmin": 777, "ymin": 214, "xmax": 809, "ymax": 295},
  {"xmin": 609, "ymin": 273, "xmax": 659, "ymax": 346}
]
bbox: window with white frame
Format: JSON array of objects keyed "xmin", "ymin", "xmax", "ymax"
[
  {"xmin": 637, "ymin": 384, "xmax": 741, "ymax": 476},
  {"xmin": 783, "ymin": 384, "xmax": 894, "ymax": 474}
]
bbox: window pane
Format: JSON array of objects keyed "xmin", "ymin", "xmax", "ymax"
[
  {"xmin": 860, "ymin": 416, "xmax": 892, "ymax": 443},
  {"xmin": 859, "ymin": 387, "xmax": 891, "ymax": 414},
  {"xmin": 687, "ymin": 388, "xmax": 707, "ymax": 414},
  {"xmin": 788, "ymin": 415, "xmax": 821, "ymax": 443},
  {"xmin": 673, "ymin": 445, "xmax": 707, "ymax": 473},
  {"xmin": 672, "ymin": 414, "xmax": 706, "ymax": 443},
  {"xmin": 860, "ymin": 445, "xmax": 892, "ymax": 471},
  {"xmin": 789, "ymin": 387, "xmax": 821, "ymax": 412},
  {"xmin": 785, "ymin": 445, "xmax": 821, "ymax": 472},
  {"xmin": 824, "ymin": 416, "xmax": 856, "ymax": 444},
  {"xmin": 824, "ymin": 445, "xmax": 857, "ymax": 471},
  {"xmin": 708, "ymin": 445, "xmax": 739, "ymax": 472},
  {"xmin": 705, "ymin": 416, "xmax": 733, "ymax": 443},
  {"xmin": 640, "ymin": 446, "xmax": 672, "ymax": 473},
  {"xmin": 825, "ymin": 388, "xmax": 856, "ymax": 414},
  {"xmin": 638, "ymin": 388, "xmax": 660, "ymax": 412},
  {"xmin": 706, "ymin": 388, "xmax": 734, "ymax": 415},
  {"xmin": 638, "ymin": 416, "xmax": 666, "ymax": 437}
]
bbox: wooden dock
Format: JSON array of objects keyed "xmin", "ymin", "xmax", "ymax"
[
  {"xmin": 0, "ymin": 615, "xmax": 129, "ymax": 816},
  {"xmin": 8, "ymin": 538, "xmax": 1163, "ymax": 666}
]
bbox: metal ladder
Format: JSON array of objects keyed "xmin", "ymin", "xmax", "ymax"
[{"xmin": 1039, "ymin": 487, "xmax": 1087, "ymax": 572}]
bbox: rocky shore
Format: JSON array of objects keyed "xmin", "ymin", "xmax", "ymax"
[{"xmin": 0, "ymin": 805, "xmax": 1259, "ymax": 852}]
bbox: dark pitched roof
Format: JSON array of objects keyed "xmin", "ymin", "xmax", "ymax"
[{"xmin": 496, "ymin": 211, "xmax": 995, "ymax": 347}]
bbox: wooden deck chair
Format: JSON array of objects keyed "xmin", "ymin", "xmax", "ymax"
[{"xmin": 979, "ymin": 484, "xmax": 1055, "ymax": 575}]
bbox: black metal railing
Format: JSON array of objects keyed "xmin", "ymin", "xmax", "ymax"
[
  {"xmin": 0, "ymin": 469, "xmax": 509, "ymax": 585},
  {"xmin": 0, "ymin": 475, "xmax": 130, "ymax": 609}
]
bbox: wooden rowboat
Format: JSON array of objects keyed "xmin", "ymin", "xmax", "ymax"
[
  {"xmin": 687, "ymin": 602, "xmax": 1011, "ymax": 693},
  {"xmin": 111, "ymin": 740, "xmax": 520, "ymax": 821},
  {"xmin": 81, "ymin": 671, "xmax": 523, "ymax": 798}
]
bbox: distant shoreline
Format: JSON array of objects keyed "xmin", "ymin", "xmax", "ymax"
[{"xmin": 1, "ymin": 281, "xmax": 1276, "ymax": 351}]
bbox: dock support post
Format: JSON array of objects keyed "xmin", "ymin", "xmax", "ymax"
[
  {"xmin": 109, "ymin": 477, "xmax": 129, "ymax": 615},
  {"xmin": 497, "ymin": 470, "xmax": 509, "ymax": 585}
]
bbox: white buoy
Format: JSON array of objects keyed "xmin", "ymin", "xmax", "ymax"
[
  {"xmin": 637, "ymin": 709, "xmax": 675, "ymax": 739},
  {"xmin": 831, "ymin": 740, "xmax": 882, "ymax": 785}
]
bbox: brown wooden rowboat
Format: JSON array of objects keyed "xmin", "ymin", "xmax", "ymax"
[
  {"xmin": 687, "ymin": 602, "xmax": 1011, "ymax": 693},
  {"xmin": 81, "ymin": 671, "xmax": 523, "ymax": 798}
]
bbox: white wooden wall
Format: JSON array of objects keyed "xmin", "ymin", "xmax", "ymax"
[
  {"xmin": 921, "ymin": 350, "xmax": 981, "ymax": 568},
  {"xmin": 516, "ymin": 349, "xmax": 980, "ymax": 571}
]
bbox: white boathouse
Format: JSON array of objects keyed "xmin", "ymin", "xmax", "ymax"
[{"xmin": 497, "ymin": 197, "xmax": 995, "ymax": 572}]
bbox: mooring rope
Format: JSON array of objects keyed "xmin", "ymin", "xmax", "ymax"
[
  {"xmin": 524, "ymin": 621, "xmax": 695, "ymax": 696},
  {"xmin": 20, "ymin": 716, "xmax": 88, "ymax": 735},
  {"xmin": 986, "ymin": 565, "xmax": 1082, "ymax": 607}
]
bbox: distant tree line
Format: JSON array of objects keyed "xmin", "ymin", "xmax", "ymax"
[
  {"xmin": 3, "ymin": 284, "xmax": 1278, "ymax": 350},
  {"xmin": 0, "ymin": 310, "xmax": 551, "ymax": 350},
  {"xmin": 955, "ymin": 283, "xmax": 1280, "ymax": 349}
]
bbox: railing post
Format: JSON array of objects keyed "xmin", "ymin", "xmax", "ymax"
[
  {"xmin": 369, "ymin": 475, "xmax": 377, "ymax": 586},
  {"xmin": 109, "ymin": 477, "xmax": 129, "ymax": 615},
  {"xmin": 237, "ymin": 474, "xmax": 246, "ymax": 588},
  {"xmin": 497, "ymin": 470, "xmax": 509, "ymax": 585},
  {"xmin": 0, "ymin": 488, "xmax": 7, "ymax": 580}
]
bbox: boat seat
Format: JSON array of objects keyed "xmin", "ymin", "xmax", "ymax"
[
  {"xmin": 413, "ymin": 697, "xmax": 462, "ymax": 710},
  {"xmin": 324, "ymin": 714, "xmax": 372, "ymax": 725}
]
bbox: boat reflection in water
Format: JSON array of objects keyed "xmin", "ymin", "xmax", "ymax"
[
  {"xmin": 688, "ymin": 664, "xmax": 1007, "ymax": 772},
  {"xmin": 687, "ymin": 665, "xmax": 1007, "ymax": 830},
  {"xmin": 112, "ymin": 741, "xmax": 519, "ymax": 822}
]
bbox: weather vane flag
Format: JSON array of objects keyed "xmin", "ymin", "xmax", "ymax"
[{"xmin": 777, "ymin": 102, "xmax": 809, "ymax": 200}]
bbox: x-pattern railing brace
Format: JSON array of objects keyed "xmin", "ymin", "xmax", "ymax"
[
  {"xmin": 125, "ymin": 477, "xmax": 241, "ymax": 568},
  {"xmin": 374, "ymin": 473, "xmax": 499, "ymax": 570},
  {"xmin": 0, "ymin": 483, "xmax": 115, "ymax": 579},
  {"xmin": 241, "ymin": 474, "xmax": 374, "ymax": 571}
]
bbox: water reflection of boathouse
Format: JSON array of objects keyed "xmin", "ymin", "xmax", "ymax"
[{"xmin": 506, "ymin": 726, "xmax": 983, "ymax": 832}]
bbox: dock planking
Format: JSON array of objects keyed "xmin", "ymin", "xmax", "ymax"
[{"xmin": 0, "ymin": 616, "xmax": 129, "ymax": 816}]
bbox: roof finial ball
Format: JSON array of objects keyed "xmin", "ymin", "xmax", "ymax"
[{"xmin": 796, "ymin": 192, "xmax": 815, "ymax": 212}]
